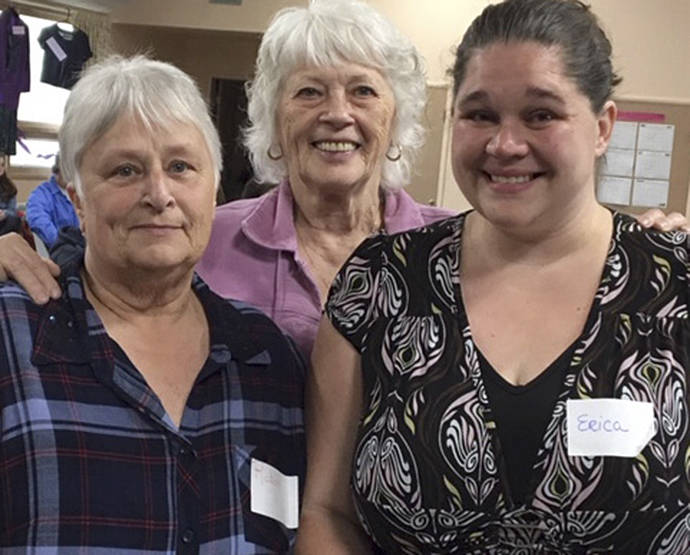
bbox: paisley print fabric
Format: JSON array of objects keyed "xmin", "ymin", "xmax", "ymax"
[{"xmin": 325, "ymin": 212, "xmax": 689, "ymax": 554}]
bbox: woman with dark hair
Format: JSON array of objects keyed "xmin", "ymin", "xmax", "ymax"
[
  {"xmin": 0, "ymin": 154, "xmax": 21, "ymax": 236},
  {"xmin": 299, "ymin": 0, "xmax": 689, "ymax": 553}
]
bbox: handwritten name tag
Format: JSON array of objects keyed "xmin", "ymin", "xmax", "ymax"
[
  {"xmin": 567, "ymin": 399, "xmax": 655, "ymax": 457},
  {"xmin": 250, "ymin": 458, "xmax": 299, "ymax": 529}
]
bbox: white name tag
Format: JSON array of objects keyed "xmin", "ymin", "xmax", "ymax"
[
  {"xmin": 12, "ymin": 25, "xmax": 25, "ymax": 35},
  {"xmin": 46, "ymin": 36, "xmax": 67, "ymax": 62},
  {"xmin": 250, "ymin": 458, "xmax": 299, "ymax": 529},
  {"xmin": 567, "ymin": 399, "xmax": 655, "ymax": 457}
]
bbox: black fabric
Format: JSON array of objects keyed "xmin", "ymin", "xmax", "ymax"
[
  {"xmin": 49, "ymin": 225, "xmax": 85, "ymax": 268},
  {"xmin": 38, "ymin": 24, "xmax": 92, "ymax": 89},
  {"xmin": 480, "ymin": 346, "xmax": 572, "ymax": 505},
  {"xmin": 0, "ymin": 106, "xmax": 17, "ymax": 155},
  {"xmin": 0, "ymin": 212, "xmax": 21, "ymax": 236}
]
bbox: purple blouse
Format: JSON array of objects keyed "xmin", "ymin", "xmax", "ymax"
[{"xmin": 196, "ymin": 182, "xmax": 455, "ymax": 359}]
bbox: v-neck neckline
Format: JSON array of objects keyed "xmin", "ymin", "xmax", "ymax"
[{"xmin": 451, "ymin": 211, "xmax": 617, "ymax": 507}]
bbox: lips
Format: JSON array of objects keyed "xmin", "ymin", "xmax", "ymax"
[
  {"xmin": 312, "ymin": 140, "xmax": 359, "ymax": 152},
  {"xmin": 131, "ymin": 224, "xmax": 182, "ymax": 231}
]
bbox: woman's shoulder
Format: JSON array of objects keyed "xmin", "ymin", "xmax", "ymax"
[
  {"xmin": 610, "ymin": 212, "xmax": 688, "ymax": 311},
  {"xmin": 613, "ymin": 212, "xmax": 689, "ymax": 260},
  {"xmin": 362, "ymin": 212, "xmax": 464, "ymax": 262}
]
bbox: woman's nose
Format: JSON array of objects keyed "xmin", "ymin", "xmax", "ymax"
[
  {"xmin": 142, "ymin": 169, "xmax": 175, "ymax": 210},
  {"xmin": 318, "ymin": 91, "xmax": 355, "ymax": 127},
  {"xmin": 485, "ymin": 121, "xmax": 529, "ymax": 158}
]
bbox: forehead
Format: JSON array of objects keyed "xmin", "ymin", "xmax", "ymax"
[
  {"xmin": 458, "ymin": 41, "xmax": 577, "ymax": 98},
  {"xmin": 87, "ymin": 114, "xmax": 209, "ymax": 157},
  {"xmin": 283, "ymin": 62, "xmax": 389, "ymax": 87}
]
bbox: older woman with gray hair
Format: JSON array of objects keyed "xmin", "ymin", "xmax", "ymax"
[{"xmin": 0, "ymin": 56, "xmax": 305, "ymax": 553}]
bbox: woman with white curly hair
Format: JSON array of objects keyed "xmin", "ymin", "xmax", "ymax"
[{"xmin": 195, "ymin": 0, "xmax": 455, "ymax": 358}]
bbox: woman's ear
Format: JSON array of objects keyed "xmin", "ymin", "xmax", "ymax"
[
  {"xmin": 595, "ymin": 100, "xmax": 617, "ymax": 157},
  {"xmin": 67, "ymin": 185, "xmax": 85, "ymax": 232}
]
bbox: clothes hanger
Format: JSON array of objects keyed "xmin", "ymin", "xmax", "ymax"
[{"xmin": 56, "ymin": 8, "xmax": 74, "ymax": 32}]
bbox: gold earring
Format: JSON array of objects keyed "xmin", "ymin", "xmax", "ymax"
[
  {"xmin": 267, "ymin": 145, "xmax": 283, "ymax": 161},
  {"xmin": 386, "ymin": 144, "xmax": 401, "ymax": 162}
]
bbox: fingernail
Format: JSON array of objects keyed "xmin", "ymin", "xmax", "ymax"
[{"xmin": 640, "ymin": 218, "xmax": 651, "ymax": 227}]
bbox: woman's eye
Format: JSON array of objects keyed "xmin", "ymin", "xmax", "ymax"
[
  {"xmin": 296, "ymin": 87, "xmax": 320, "ymax": 98},
  {"xmin": 113, "ymin": 164, "xmax": 136, "ymax": 178},
  {"xmin": 170, "ymin": 160, "xmax": 190, "ymax": 173},
  {"xmin": 354, "ymin": 85, "xmax": 376, "ymax": 97},
  {"xmin": 528, "ymin": 110, "xmax": 556, "ymax": 124},
  {"xmin": 462, "ymin": 110, "xmax": 495, "ymax": 123}
]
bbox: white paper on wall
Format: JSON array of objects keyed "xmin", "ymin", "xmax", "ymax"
[
  {"xmin": 603, "ymin": 148, "xmax": 635, "ymax": 177},
  {"xmin": 637, "ymin": 123, "xmax": 675, "ymax": 152},
  {"xmin": 597, "ymin": 176, "xmax": 633, "ymax": 206},
  {"xmin": 609, "ymin": 121, "xmax": 638, "ymax": 150},
  {"xmin": 635, "ymin": 150, "xmax": 672, "ymax": 180},
  {"xmin": 631, "ymin": 178, "xmax": 669, "ymax": 208}
]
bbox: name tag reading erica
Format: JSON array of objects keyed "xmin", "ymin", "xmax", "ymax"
[{"xmin": 567, "ymin": 399, "xmax": 655, "ymax": 457}]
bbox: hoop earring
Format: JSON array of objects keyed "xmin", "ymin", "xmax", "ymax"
[
  {"xmin": 267, "ymin": 145, "xmax": 283, "ymax": 161},
  {"xmin": 386, "ymin": 144, "xmax": 401, "ymax": 162}
]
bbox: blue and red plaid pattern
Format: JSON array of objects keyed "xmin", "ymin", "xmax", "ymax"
[{"xmin": 0, "ymin": 265, "xmax": 306, "ymax": 554}]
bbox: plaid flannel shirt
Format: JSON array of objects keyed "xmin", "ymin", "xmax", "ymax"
[{"xmin": 0, "ymin": 265, "xmax": 306, "ymax": 554}]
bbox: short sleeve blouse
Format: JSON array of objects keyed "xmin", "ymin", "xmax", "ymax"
[{"xmin": 325, "ymin": 212, "xmax": 690, "ymax": 554}]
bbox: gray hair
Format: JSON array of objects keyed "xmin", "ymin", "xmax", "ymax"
[
  {"xmin": 244, "ymin": 0, "xmax": 426, "ymax": 189},
  {"xmin": 59, "ymin": 55, "xmax": 222, "ymax": 196}
]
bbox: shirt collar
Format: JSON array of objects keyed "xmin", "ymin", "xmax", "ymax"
[
  {"xmin": 241, "ymin": 181, "xmax": 298, "ymax": 252},
  {"xmin": 241, "ymin": 181, "xmax": 428, "ymax": 249},
  {"xmin": 381, "ymin": 187, "xmax": 427, "ymax": 234},
  {"xmin": 32, "ymin": 260, "xmax": 271, "ymax": 368}
]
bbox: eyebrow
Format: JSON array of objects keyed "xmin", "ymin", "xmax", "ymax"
[
  {"xmin": 525, "ymin": 86, "xmax": 566, "ymax": 104},
  {"xmin": 457, "ymin": 86, "xmax": 566, "ymax": 107}
]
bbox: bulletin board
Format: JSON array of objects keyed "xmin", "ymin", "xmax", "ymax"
[{"xmin": 599, "ymin": 99, "xmax": 690, "ymax": 216}]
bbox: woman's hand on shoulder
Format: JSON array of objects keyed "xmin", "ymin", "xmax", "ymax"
[
  {"xmin": 637, "ymin": 209, "xmax": 690, "ymax": 232},
  {"xmin": 0, "ymin": 232, "xmax": 61, "ymax": 303}
]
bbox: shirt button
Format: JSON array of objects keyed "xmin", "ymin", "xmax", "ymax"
[{"xmin": 181, "ymin": 528, "xmax": 195, "ymax": 544}]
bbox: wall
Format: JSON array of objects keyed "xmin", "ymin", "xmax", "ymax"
[
  {"xmin": 111, "ymin": 25, "xmax": 260, "ymax": 98},
  {"xmin": 109, "ymin": 0, "xmax": 690, "ymax": 102}
]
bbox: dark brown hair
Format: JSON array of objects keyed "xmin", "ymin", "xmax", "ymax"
[
  {"xmin": 0, "ymin": 157, "xmax": 17, "ymax": 204},
  {"xmin": 450, "ymin": 0, "xmax": 622, "ymax": 112}
]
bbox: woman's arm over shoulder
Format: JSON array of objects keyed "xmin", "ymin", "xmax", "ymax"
[{"xmin": 295, "ymin": 317, "xmax": 375, "ymax": 554}]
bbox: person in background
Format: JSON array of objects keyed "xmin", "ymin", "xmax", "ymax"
[
  {"xmin": 0, "ymin": 153, "xmax": 21, "ymax": 235},
  {"xmin": 26, "ymin": 153, "xmax": 80, "ymax": 248},
  {"xmin": 0, "ymin": 0, "xmax": 686, "ymax": 361},
  {"xmin": 0, "ymin": 55, "xmax": 305, "ymax": 553},
  {"xmin": 298, "ymin": 0, "xmax": 689, "ymax": 552}
]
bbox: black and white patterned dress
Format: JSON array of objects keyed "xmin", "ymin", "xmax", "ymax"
[{"xmin": 325, "ymin": 212, "xmax": 689, "ymax": 554}]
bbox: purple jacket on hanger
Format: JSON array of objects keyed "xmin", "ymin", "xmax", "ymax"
[{"xmin": 0, "ymin": 7, "xmax": 30, "ymax": 109}]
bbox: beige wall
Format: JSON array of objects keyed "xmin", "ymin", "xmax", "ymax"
[
  {"xmin": 110, "ymin": 0, "xmax": 306, "ymax": 34},
  {"xmin": 109, "ymin": 0, "xmax": 690, "ymax": 102},
  {"xmin": 112, "ymin": 25, "xmax": 260, "ymax": 98}
]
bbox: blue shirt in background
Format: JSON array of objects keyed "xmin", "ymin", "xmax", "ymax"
[{"xmin": 26, "ymin": 174, "xmax": 80, "ymax": 247}]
